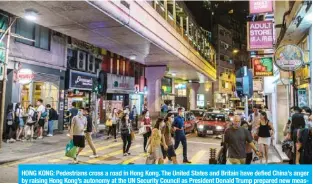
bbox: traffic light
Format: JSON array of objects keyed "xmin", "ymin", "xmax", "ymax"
[{"xmin": 97, "ymin": 71, "xmax": 107, "ymax": 95}]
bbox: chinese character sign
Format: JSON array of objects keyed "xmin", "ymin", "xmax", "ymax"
[
  {"xmin": 249, "ymin": 0, "xmax": 273, "ymax": 14},
  {"xmin": 248, "ymin": 21, "xmax": 273, "ymax": 50},
  {"xmin": 252, "ymin": 57, "xmax": 273, "ymax": 77}
]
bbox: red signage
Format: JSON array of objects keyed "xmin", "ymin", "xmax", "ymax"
[{"xmin": 17, "ymin": 69, "xmax": 35, "ymax": 84}]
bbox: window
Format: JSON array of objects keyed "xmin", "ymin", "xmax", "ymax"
[{"xmin": 15, "ymin": 19, "xmax": 50, "ymax": 50}]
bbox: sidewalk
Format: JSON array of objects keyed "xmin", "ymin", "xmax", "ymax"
[
  {"xmin": 253, "ymin": 145, "xmax": 283, "ymax": 164},
  {"xmin": 0, "ymin": 131, "xmax": 106, "ymax": 164}
]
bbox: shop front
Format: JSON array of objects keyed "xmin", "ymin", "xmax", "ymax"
[
  {"xmin": 106, "ymin": 73, "xmax": 135, "ymax": 108},
  {"xmin": 6, "ymin": 63, "xmax": 65, "ymax": 131},
  {"xmin": 64, "ymin": 70, "xmax": 97, "ymax": 125}
]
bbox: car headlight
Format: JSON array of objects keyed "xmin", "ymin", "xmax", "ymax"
[
  {"xmin": 198, "ymin": 125, "xmax": 204, "ymax": 129},
  {"xmin": 216, "ymin": 126, "xmax": 224, "ymax": 130}
]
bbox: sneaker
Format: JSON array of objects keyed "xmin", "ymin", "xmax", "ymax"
[
  {"xmin": 183, "ymin": 160, "xmax": 192, "ymax": 164},
  {"xmin": 10, "ymin": 138, "xmax": 16, "ymax": 142},
  {"xmin": 123, "ymin": 153, "xmax": 128, "ymax": 156},
  {"xmin": 89, "ymin": 154, "xmax": 99, "ymax": 158},
  {"xmin": 73, "ymin": 158, "xmax": 78, "ymax": 164},
  {"xmin": 47, "ymin": 134, "xmax": 53, "ymax": 137},
  {"xmin": 38, "ymin": 136, "xmax": 43, "ymax": 139},
  {"xmin": 67, "ymin": 134, "xmax": 70, "ymax": 137},
  {"xmin": 127, "ymin": 152, "xmax": 131, "ymax": 155}
]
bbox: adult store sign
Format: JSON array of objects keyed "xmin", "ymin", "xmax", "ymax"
[
  {"xmin": 69, "ymin": 70, "xmax": 97, "ymax": 90},
  {"xmin": 249, "ymin": 0, "xmax": 273, "ymax": 14},
  {"xmin": 248, "ymin": 21, "xmax": 273, "ymax": 50}
]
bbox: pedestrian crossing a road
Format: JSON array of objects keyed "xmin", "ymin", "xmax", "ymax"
[{"xmin": 0, "ymin": 132, "xmax": 221, "ymax": 167}]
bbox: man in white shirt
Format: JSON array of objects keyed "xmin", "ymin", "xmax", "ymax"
[{"xmin": 36, "ymin": 99, "xmax": 46, "ymax": 139}]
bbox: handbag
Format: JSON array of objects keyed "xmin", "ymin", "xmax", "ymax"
[
  {"xmin": 139, "ymin": 126, "xmax": 147, "ymax": 135},
  {"xmin": 131, "ymin": 131, "xmax": 135, "ymax": 141},
  {"xmin": 65, "ymin": 140, "xmax": 78, "ymax": 158},
  {"xmin": 105, "ymin": 119, "xmax": 112, "ymax": 127}
]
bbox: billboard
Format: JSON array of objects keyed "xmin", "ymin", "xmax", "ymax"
[
  {"xmin": 249, "ymin": 0, "xmax": 273, "ymax": 14},
  {"xmin": 252, "ymin": 57, "xmax": 273, "ymax": 77},
  {"xmin": 248, "ymin": 21, "xmax": 273, "ymax": 50}
]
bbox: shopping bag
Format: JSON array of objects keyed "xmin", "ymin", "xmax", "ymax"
[
  {"xmin": 65, "ymin": 140, "xmax": 78, "ymax": 158},
  {"xmin": 131, "ymin": 131, "xmax": 135, "ymax": 141},
  {"xmin": 105, "ymin": 120, "xmax": 112, "ymax": 127},
  {"xmin": 138, "ymin": 126, "xmax": 147, "ymax": 135}
]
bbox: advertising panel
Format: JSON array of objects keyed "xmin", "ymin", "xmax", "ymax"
[
  {"xmin": 274, "ymin": 45, "xmax": 304, "ymax": 71},
  {"xmin": 69, "ymin": 70, "xmax": 97, "ymax": 90},
  {"xmin": 249, "ymin": 0, "xmax": 273, "ymax": 14},
  {"xmin": 252, "ymin": 57, "xmax": 273, "ymax": 76},
  {"xmin": 107, "ymin": 73, "xmax": 135, "ymax": 93},
  {"xmin": 248, "ymin": 21, "xmax": 273, "ymax": 50},
  {"xmin": 253, "ymin": 80, "xmax": 263, "ymax": 91}
]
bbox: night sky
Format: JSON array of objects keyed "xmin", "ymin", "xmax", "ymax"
[{"xmin": 185, "ymin": 1, "xmax": 249, "ymax": 31}]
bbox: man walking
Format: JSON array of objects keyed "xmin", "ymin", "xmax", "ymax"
[
  {"xmin": 172, "ymin": 107, "xmax": 191, "ymax": 163},
  {"xmin": 248, "ymin": 107, "xmax": 261, "ymax": 134},
  {"xmin": 224, "ymin": 115, "xmax": 262, "ymax": 164},
  {"xmin": 84, "ymin": 108, "xmax": 98, "ymax": 158},
  {"xmin": 70, "ymin": 108, "xmax": 87, "ymax": 164},
  {"xmin": 36, "ymin": 99, "xmax": 46, "ymax": 139},
  {"xmin": 67, "ymin": 102, "xmax": 78, "ymax": 136}
]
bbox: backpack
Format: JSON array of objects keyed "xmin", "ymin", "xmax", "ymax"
[
  {"xmin": 41, "ymin": 109, "xmax": 48, "ymax": 118},
  {"xmin": 7, "ymin": 111, "xmax": 14, "ymax": 125}
]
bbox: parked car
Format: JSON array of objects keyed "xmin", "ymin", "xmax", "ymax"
[
  {"xmin": 167, "ymin": 111, "xmax": 197, "ymax": 133},
  {"xmin": 196, "ymin": 112, "xmax": 228, "ymax": 137}
]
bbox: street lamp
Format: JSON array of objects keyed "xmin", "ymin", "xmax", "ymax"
[
  {"xmin": 0, "ymin": 10, "xmax": 37, "ymax": 148},
  {"xmin": 232, "ymin": 49, "xmax": 239, "ymax": 54}
]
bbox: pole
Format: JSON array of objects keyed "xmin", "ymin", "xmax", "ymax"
[
  {"xmin": 245, "ymin": 95, "xmax": 248, "ymax": 119},
  {"xmin": 0, "ymin": 17, "xmax": 11, "ymax": 148}
]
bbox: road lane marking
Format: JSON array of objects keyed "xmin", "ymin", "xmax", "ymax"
[
  {"xmin": 187, "ymin": 141, "xmax": 220, "ymax": 145},
  {"xmin": 1, "ymin": 140, "xmax": 119, "ymax": 167},
  {"xmin": 190, "ymin": 150, "xmax": 207, "ymax": 164},
  {"xmin": 121, "ymin": 149, "xmax": 183, "ymax": 165},
  {"xmin": 48, "ymin": 142, "xmax": 122, "ymax": 163},
  {"xmin": 87, "ymin": 145, "xmax": 141, "ymax": 164}
]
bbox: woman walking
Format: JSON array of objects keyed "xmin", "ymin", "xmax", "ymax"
[
  {"xmin": 107, "ymin": 108, "xmax": 119, "ymax": 142},
  {"xmin": 141, "ymin": 110, "xmax": 152, "ymax": 153},
  {"xmin": 25, "ymin": 105, "xmax": 36, "ymax": 141},
  {"xmin": 5, "ymin": 103, "xmax": 16, "ymax": 143},
  {"xmin": 15, "ymin": 103, "xmax": 25, "ymax": 141},
  {"xmin": 120, "ymin": 114, "xmax": 132, "ymax": 156},
  {"xmin": 163, "ymin": 114, "xmax": 178, "ymax": 164},
  {"xmin": 257, "ymin": 111, "xmax": 274, "ymax": 164},
  {"xmin": 146, "ymin": 118, "xmax": 168, "ymax": 164}
]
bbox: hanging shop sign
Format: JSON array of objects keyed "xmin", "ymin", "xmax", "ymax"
[
  {"xmin": 274, "ymin": 45, "xmax": 304, "ymax": 71},
  {"xmin": 252, "ymin": 57, "xmax": 273, "ymax": 76},
  {"xmin": 247, "ymin": 21, "xmax": 273, "ymax": 50},
  {"xmin": 17, "ymin": 69, "xmax": 35, "ymax": 84},
  {"xmin": 69, "ymin": 70, "xmax": 97, "ymax": 90},
  {"xmin": 249, "ymin": 0, "xmax": 273, "ymax": 14},
  {"xmin": 107, "ymin": 73, "xmax": 135, "ymax": 93},
  {"xmin": 253, "ymin": 80, "xmax": 263, "ymax": 91}
]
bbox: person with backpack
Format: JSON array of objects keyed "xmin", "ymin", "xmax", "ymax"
[
  {"xmin": 15, "ymin": 103, "xmax": 25, "ymax": 141},
  {"xmin": 46, "ymin": 104, "xmax": 58, "ymax": 137},
  {"xmin": 36, "ymin": 99, "xmax": 47, "ymax": 139},
  {"xmin": 25, "ymin": 105, "xmax": 36, "ymax": 141},
  {"xmin": 5, "ymin": 103, "xmax": 16, "ymax": 143},
  {"xmin": 141, "ymin": 110, "xmax": 152, "ymax": 153}
]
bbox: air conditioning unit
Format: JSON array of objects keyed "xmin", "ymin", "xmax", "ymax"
[
  {"xmin": 87, "ymin": 54, "xmax": 95, "ymax": 73},
  {"xmin": 77, "ymin": 50, "xmax": 86, "ymax": 70},
  {"xmin": 224, "ymin": 44, "xmax": 228, "ymax": 50}
]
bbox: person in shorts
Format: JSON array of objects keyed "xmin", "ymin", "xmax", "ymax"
[
  {"xmin": 36, "ymin": 99, "xmax": 46, "ymax": 139},
  {"xmin": 70, "ymin": 108, "xmax": 87, "ymax": 164}
]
